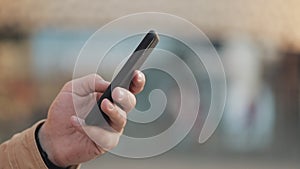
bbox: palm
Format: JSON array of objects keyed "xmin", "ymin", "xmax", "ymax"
[{"xmin": 46, "ymin": 91, "xmax": 104, "ymax": 165}]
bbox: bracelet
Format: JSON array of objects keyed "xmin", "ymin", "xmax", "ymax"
[{"xmin": 35, "ymin": 123, "xmax": 67, "ymax": 169}]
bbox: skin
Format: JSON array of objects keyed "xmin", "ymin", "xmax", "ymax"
[{"xmin": 38, "ymin": 70, "xmax": 145, "ymax": 167}]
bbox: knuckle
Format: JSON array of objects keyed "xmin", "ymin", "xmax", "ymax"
[
  {"xmin": 87, "ymin": 73, "xmax": 99, "ymax": 79},
  {"xmin": 63, "ymin": 81, "xmax": 72, "ymax": 89}
]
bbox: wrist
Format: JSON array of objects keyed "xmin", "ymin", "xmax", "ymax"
[{"xmin": 36, "ymin": 123, "xmax": 68, "ymax": 168}]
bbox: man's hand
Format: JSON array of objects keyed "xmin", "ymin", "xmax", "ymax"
[{"xmin": 38, "ymin": 71, "xmax": 145, "ymax": 167}]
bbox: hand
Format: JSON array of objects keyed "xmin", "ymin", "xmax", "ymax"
[{"xmin": 38, "ymin": 71, "xmax": 145, "ymax": 167}]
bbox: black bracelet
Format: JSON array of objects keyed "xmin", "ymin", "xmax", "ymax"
[{"xmin": 35, "ymin": 123, "xmax": 68, "ymax": 169}]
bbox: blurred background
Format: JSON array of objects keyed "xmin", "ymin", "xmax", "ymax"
[{"xmin": 0, "ymin": 0, "xmax": 299, "ymax": 168}]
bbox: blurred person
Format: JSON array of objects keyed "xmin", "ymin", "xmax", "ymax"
[
  {"xmin": 221, "ymin": 35, "xmax": 275, "ymax": 152},
  {"xmin": 0, "ymin": 71, "xmax": 146, "ymax": 169}
]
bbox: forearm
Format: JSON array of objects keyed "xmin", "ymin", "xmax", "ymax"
[
  {"xmin": 0, "ymin": 120, "xmax": 80, "ymax": 169},
  {"xmin": 0, "ymin": 120, "xmax": 48, "ymax": 168}
]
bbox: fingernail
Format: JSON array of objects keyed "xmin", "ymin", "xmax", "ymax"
[
  {"xmin": 107, "ymin": 100, "xmax": 114, "ymax": 110},
  {"xmin": 117, "ymin": 89, "xmax": 125, "ymax": 101},
  {"xmin": 137, "ymin": 72, "xmax": 143, "ymax": 82}
]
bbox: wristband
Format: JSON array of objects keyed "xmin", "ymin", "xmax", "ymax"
[{"xmin": 35, "ymin": 123, "xmax": 68, "ymax": 169}]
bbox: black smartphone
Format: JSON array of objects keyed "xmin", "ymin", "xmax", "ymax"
[{"xmin": 86, "ymin": 30, "xmax": 159, "ymax": 125}]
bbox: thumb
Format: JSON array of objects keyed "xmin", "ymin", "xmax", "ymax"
[{"xmin": 63, "ymin": 74, "xmax": 110, "ymax": 96}]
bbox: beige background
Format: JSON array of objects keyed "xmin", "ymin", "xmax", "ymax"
[{"xmin": 0, "ymin": 0, "xmax": 300, "ymax": 51}]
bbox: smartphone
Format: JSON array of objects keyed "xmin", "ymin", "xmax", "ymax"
[{"xmin": 86, "ymin": 30, "xmax": 159, "ymax": 125}]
